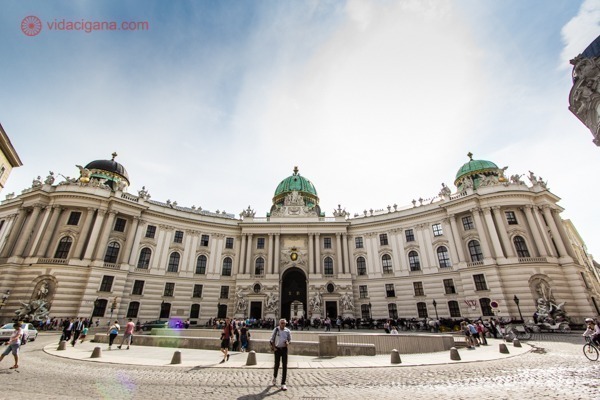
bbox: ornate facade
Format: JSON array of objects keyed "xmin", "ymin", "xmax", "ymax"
[{"xmin": 0, "ymin": 153, "xmax": 598, "ymax": 325}]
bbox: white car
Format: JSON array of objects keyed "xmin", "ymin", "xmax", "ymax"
[{"xmin": 0, "ymin": 322, "xmax": 39, "ymax": 343}]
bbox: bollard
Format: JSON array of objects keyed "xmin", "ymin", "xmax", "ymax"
[
  {"xmin": 90, "ymin": 347, "xmax": 102, "ymax": 358},
  {"xmin": 450, "ymin": 347, "xmax": 461, "ymax": 361},
  {"xmin": 504, "ymin": 335, "xmax": 513, "ymax": 342},
  {"xmin": 499, "ymin": 343, "xmax": 510, "ymax": 354},
  {"xmin": 246, "ymin": 350, "xmax": 257, "ymax": 366},
  {"xmin": 170, "ymin": 350, "xmax": 182, "ymax": 364},
  {"xmin": 513, "ymin": 339, "xmax": 522, "ymax": 348},
  {"xmin": 390, "ymin": 349, "xmax": 401, "ymax": 364},
  {"xmin": 57, "ymin": 340, "xmax": 67, "ymax": 351}
]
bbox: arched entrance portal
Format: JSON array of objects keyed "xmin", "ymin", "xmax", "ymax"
[{"xmin": 281, "ymin": 268, "xmax": 307, "ymax": 322}]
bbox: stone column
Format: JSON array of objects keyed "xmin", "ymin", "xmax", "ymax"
[
  {"xmin": 492, "ymin": 207, "xmax": 515, "ymax": 258},
  {"xmin": 522, "ymin": 206, "xmax": 547, "ymax": 257},
  {"xmin": 482, "ymin": 207, "xmax": 505, "ymax": 259},
  {"xmin": 0, "ymin": 213, "xmax": 17, "ymax": 256},
  {"xmin": 441, "ymin": 218, "xmax": 459, "ymax": 265},
  {"xmin": 267, "ymin": 233, "xmax": 274, "ymax": 274},
  {"xmin": 128, "ymin": 219, "xmax": 147, "ymax": 266},
  {"xmin": 72, "ymin": 208, "xmax": 95, "ymax": 259},
  {"xmin": 245, "ymin": 234, "xmax": 253, "ymax": 274},
  {"xmin": 335, "ymin": 233, "xmax": 342, "ymax": 274},
  {"xmin": 365, "ymin": 234, "xmax": 377, "ymax": 274},
  {"xmin": 122, "ymin": 217, "xmax": 140, "ymax": 265},
  {"xmin": 390, "ymin": 229, "xmax": 402, "ymax": 271},
  {"xmin": 94, "ymin": 210, "xmax": 118, "ymax": 260},
  {"xmin": 542, "ymin": 206, "xmax": 569, "ymax": 258},
  {"xmin": 308, "ymin": 233, "xmax": 314, "ymax": 274},
  {"xmin": 274, "ymin": 234, "xmax": 280, "ymax": 274},
  {"xmin": 27, "ymin": 205, "xmax": 51, "ymax": 257},
  {"xmin": 83, "ymin": 209, "xmax": 106, "ymax": 260},
  {"xmin": 448, "ymin": 215, "xmax": 465, "ymax": 262},
  {"xmin": 13, "ymin": 205, "xmax": 43, "ymax": 257},
  {"xmin": 238, "ymin": 234, "xmax": 247, "ymax": 274},
  {"xmin": 470, "ymin": 208, "xmax": 492, "ymax": 261},
  {"xmin": 1, "ymin": 208, "xmax": 27, "ymax": 257},
  {"xmin": 415, "ymin": 225, "xmax": 431, "ymax": 268},
  {"xmin": 551, "ymin": 209, "xmax": 576, "ymax": 259},
  {"xmin": 157, "ymin": 227, "xmax": 174, "ymax": 271},
  {"xmin": 187, "ymin": 232, "xmax": 199, "ymax": 272},
  {"xmin": 181, "ymin": 229, "xmax": 193, "ymax": 272},
  {"xmin": 342, "ymin": 233, "xmax": 350, "ymax": 274},
  {"xmin": 314, "ymin": 233, "xmax": 320, "ymax": 274}
]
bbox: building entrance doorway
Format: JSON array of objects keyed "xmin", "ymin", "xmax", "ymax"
[
  {"xmin": 250, "ymin": 301, "xmax": 262, "ymax": 319},
  {"xmin": 281, "ymin": 268, "xmax": 307, "ymax": 322},
  {"xmin": 325, "ymin": 301, "xmax": 338, "ymax": 319}
]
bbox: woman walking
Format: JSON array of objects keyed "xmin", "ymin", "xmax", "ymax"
[
  {"xmin": 107, "ymin": 320, "xmax": 120, "ymax": 350},
  {"xmin": 0, "ymin": 321, "xmax": 23, "ymax": 369},
  {"xmin": 240, "ymin": 323, "xmax": 251, "ymax": 352}
]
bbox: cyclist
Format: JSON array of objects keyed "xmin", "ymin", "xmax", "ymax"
[{"xmin": 582, "ymin": 318, "xmax": 600, "ymax": 345}]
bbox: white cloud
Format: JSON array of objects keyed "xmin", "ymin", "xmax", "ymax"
[{"xmin": 560, "ymin": 0, "xmax": 600, "ymax": 67}]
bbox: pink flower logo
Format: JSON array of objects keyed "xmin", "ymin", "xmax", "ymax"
[{"xmin": 21, "ymin": 16, "xmax": 42, "ymax": 36}]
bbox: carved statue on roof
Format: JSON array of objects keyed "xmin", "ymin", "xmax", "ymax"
[{"xmin": 44, "ymin": 172, "xmax": 55, "ymax": 185}]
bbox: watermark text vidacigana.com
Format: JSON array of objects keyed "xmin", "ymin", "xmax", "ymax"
[{"xmin": 21, "ymin": 16, "xmax": 149, "ymax": 36}]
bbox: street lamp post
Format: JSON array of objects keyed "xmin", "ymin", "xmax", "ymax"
[
  {"xmin": 513, "ymin": 295, "xmax": 524, "ymax": 322},
  {"xmin": 88, "ymin": 297, "xmax": 99, "ymax": 328},
  {"xmin": 432, "ymin": 299, "xmax": 439, "ymax": 320},
  {"xmin": 110, "ymin": 298, "xmax": 118, "ymax": 322},
  {"xmin": 368, "ymin": 302, "xmax": 372, "ymax": 321}
]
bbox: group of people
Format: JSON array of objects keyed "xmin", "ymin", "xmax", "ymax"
[
  {"xmin": 460, "ymin": 320, "xmax": 491, "ymax": 349},
  {"xmin": 107, "ymin": 318, "xmax": 136, "ymax": 350},
  {"xmin": 218, "ymin": 316, "xmax": 291, "ymax": 391}
]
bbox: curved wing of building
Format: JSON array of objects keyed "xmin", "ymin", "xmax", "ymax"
[{"xmin": 0, "ymin": 153, "xmax": 597, "ymax": 326}]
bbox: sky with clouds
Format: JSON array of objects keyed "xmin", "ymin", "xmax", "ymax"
[{"xmin": 1, "ymin": 0, "xmax": 600, "ymax": 255}]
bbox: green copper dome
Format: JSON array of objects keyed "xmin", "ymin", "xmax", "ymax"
[
  {"xmin": 273, "ymin": 166, "xmax": 319, "ymax": 207},
  {"xmin": 455, "ymin": 153, "xmax": 498, "ymax": 183}
]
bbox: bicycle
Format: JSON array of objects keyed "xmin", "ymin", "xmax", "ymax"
[{"xmin": 583, "ymin": 336, "xmax": 599, "ymax": 361}]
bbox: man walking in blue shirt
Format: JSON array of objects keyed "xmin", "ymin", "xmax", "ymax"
[{"xmin": 270, "ymin": 318, "xmax": 292, "ymax": 391}]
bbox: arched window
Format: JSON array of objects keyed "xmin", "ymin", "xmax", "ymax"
[
  {"xmin": 137, "ymin": 248, "xmax": 152, "ymax": 269},
  {"xmin": 513, "ymin": 236, "xmax": 530, "ymax": 257},
  {"xmin": 382, "ymin": 254, "xmax": 393, "ymax": 274},
  {"xmin": 468, "ymin": 240, "xmax": 483, "ymax": 262},
  {"xmin": 126, "ymin": 301, "xmax": 140, "ymax": 318},
  {"xmin": 104, "ymin": 242, "xmax": 120, "ymax": 263},
  {"xmin": 54, "ymin": 236, "xmax": 73, "ymax": 259},
  {"xmin": 254, "ymin": 257, "xmax": 265, "ymax": 275},
  {"xmin": 448, "ymin": 300, "xmax": 461, "ymax": 318},
  {"xmin": 408, "ymin": 251, "xmax": 421, "ymax": 271},
  {"xmin": 195, "ymin": 255, "xmax": 207, "ymax": 274},
  {"xmin": 324, "ymin": 257, "xmax": 334, "ymax": 275},
  {"xmin": 357, "ymin": 257, "xmax": 366, "ymax": 275},
  {"xmin": 416, "ymin": 302, "xmax": 428, "ymax": 318},
  {"xmin": 190, "ymin": 303, "xmax": 200, "ymax": 319},
  {"xmin": 437, "ymin": 246, "xmax": 451, "ymax": 268},
  {"xmin": 167, "ymin": 252, "xmax": 180, "ymax": 272},
  {"xmin": 92, "ymin": 299, "xmax": 108, "ymax": 317},
  {"xmin": 222, "ymin": 257, "xmax": 232, "ymax": 276},
  {"xmin": 479, "ymin": 298, "xmax": 493, "ymax": 316}
]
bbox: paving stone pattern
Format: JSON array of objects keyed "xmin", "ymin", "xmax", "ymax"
[{"xmin": 1, "ymin": 333, "xmax": 598, "ymax": 400}]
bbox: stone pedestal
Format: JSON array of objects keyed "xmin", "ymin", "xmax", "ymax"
[
  {"xmin": 318, "ymin": 335, "xmax": 337, "ymax": 357},
  {"xmin": 57, "ymin": 340, "xmax": 67, "ymax": 351},
  {"xmin": 90, "ymin": 347, "xmax": 102, "ymax": 358},
  {"xmin": 171, "ymin": 351, "xmax": 182, "ymax": 364},
  {"xmin": 246, "ymin": 350, "xmax": 257, "ymax": 366},
  {"xmin": 450, "ymin": 347, "xmax": 461, "ymax": 361},
  {"xmin": 390, "ymin": 349, "xmax": 401, "ymax": 364},
  {"xmin": 499, "ymin": 343, "xmax": 510, "ymax": 354}
]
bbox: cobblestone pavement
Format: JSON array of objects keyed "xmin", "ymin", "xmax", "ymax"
[{"xmin": 1, "ymin": 333, "xmax": 599, "ymax": 400}]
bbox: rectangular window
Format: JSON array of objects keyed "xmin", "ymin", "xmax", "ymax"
[
  {"xmin": 99, "ymin": 275, "xmax": 114, "ymax": 292},
  {"xmin": 385, "ymin": 283, "xmax": 396, "ymax": 298},
  {"xmin": 505, "ymin": 211, "xmax": 518, "ymax": 225},
  {"xmin": 448, "ymin": 301, "xmax": 461, "ymax": 318},
  {"xmin": 413, "ymin": 282, "xmax": 424, "ymax": 296},
  {"xmin": 379, "ymin": 233, "xmax": 389, "ymax": 246},
  {"xmin": 359, "ymin": 285, "xmax": 368, "ymax": 299},
  {"xmin": 257, "ymin": 237, "xmax": 265, "ymax": 249},
  {"xmin": 388, "ymin": 303, "xmax": 398, "ymax": 319},
  {"xmin": 201, "ymin": 234, "xmax": 209, "ymax": 246},
  {"xmin": 225, "ymin": 237, "xmax": 234, "ymax": 249},
  {"xmin": 174, "ymin": 230, "xmax": 184, "ymax": 244},
  {"xmin": 145, "ymin": 225, "xmax": 156, "ymax": 239},
  {"xmin": 405, "ymin": 229, "xmax": 415, "ymax": 242},
  {"xmin": 132, "ymin": 280, "xmax": 144, "ymax": 295},
  {"xmin": 417, "ymin": 302, "xmax": 428, "ymax": 318},
  {"xmin": 432, "ymin": 223, "xmax": 443, "ymax": 237},
  {"xmin": 219, "ymin": 286, "xmax": 229, "ymax": 299},
  {"xmin": 164, "ymin": 282, "xmax": 175, "ymax": 297},
  {"xmin": 323, "ymin": 237, "xmax": 332, "ymax": 249},
  {"xmin": 473, "ymin": 274, "xmax": 488, "ymax": 291},
  {"xmin": 114, "ymin": 217, "xmax": 127, "ymax": 232},
  {"xmin": 443, "ymin": 279, "xmax": 456, "ymax": 294},
  {"xmin": 67, "ymin": 211, "xmax": 81, "ymax": 226},
  {"xmin": 355, "ymin": 237, "xmax": 364, "ymax": 248},
  {"xmin": 462, "ymin": 216, "xmax": 474, "ymax": 230},
  {"xmin": 192, "ymin": 284, "xmax": 203, "ymax": 298}
]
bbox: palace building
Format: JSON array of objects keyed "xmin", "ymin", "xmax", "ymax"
[{"xmin": 0, "ymin": 152, "xmax": 598, "ymax": 325}]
